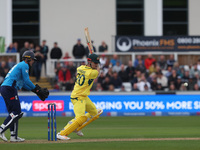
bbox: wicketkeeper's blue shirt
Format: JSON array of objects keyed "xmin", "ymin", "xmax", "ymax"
[{"xmin": 1, "ymin": 61, "xmax": 36, "ymax": 90}]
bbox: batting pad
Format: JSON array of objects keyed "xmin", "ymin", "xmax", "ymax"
[
  {"xmin": 60, "ymin": 116, "xmax": 87, "ymax": 136},
  {"xmin": 77, "ymin": 108, "xmax": 103, "ymax": 131}
]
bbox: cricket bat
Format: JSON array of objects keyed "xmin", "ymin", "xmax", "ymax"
[{"xmin": 84, "ymin": 27, "xmax": 94, "ymax": 54}]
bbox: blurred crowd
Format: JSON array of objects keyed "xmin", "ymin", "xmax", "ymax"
[
  {"xmin": 2, "ymin": 39, "xmax": 200, "ymax": 92},
  {"xmin": 2, "ymin": 39, "xmax": 108, "ymax": 88},
  {"xmin": 90, "ymin": 54, "xmax": 200, "ymax": 92},
  {"xmin": 0, "ymin": 57, "xmax": 16, "ymax": 85},
  {"xmin": 54, "ymin": 53, "xmax": 200, "ymax": 92}
]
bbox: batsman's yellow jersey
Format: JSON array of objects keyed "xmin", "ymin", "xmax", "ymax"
[{"xmin": 71, "ymin": 65, "xmax": 99, "ymax": 99}]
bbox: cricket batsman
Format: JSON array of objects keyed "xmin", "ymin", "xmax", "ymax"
[
  {"xmin": 57, "ymin": 53, "xmax": 103, "ymax": 140},
  {"xmin": 0, "ymin": 50, "xmax": 49, "ymax": 142}
]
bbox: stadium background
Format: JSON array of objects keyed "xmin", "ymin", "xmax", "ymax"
[
  {"xmin": 1, "ymin": 0, "xmax": 200, "ymax": 54},
  {"xmin": 0, "ymin": 0, "xmax": 200, "ymax": 116},
  {"xmin": 1, "ymin": 1, "xmax": 200, "ymax": 149}
]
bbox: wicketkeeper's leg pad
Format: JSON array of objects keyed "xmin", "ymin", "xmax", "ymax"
[
  {"xmin": 1, "ymin": 112, "xmax": 23, "ymax": 134},
  {"xmin": 76, "ymin": 108, "xmax": 103, "ymax": 131},
  {"xmin": 60, "ymin": 116, "xmax": 87, "ymax": 136}
]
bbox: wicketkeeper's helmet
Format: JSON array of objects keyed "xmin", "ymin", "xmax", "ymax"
[{"xmin": 22, "ymin": 50, "xmax": 37, "ymax": 61}]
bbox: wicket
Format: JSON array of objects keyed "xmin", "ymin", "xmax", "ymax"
[{"xmin": 48, "ymin": 103, "xmax": 57, "ymax": 141}]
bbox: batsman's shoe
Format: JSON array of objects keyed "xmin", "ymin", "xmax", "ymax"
[
  {"xmin": 57, "ymin": 132, "xmax": 70, "ymax": 140},
  {"xmin": 74, "ymin": 130, "xmax": 84, "ymax": 136},
  {"xmin": 10, "ymin": 136, "xmax": 25, "ymax": 142},
  {"xmin": 0, "ymin": 132, "xmax": 8, "ymax": 142}
]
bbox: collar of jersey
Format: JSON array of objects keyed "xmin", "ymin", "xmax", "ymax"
[{"xmin": 85, "ymin": 66, "xmax": 91, "ymax": 69}]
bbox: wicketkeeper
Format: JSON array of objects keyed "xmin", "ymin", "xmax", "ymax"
[
  {"xmin": 57, "ymin": 53, "xmax": 103, "ymax": 140},
  {"xmin": 0, "ymin": 50, "xmax": 49, "ymax": 142}
]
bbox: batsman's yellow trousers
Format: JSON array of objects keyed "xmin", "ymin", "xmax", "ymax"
[
  {"xmin": 60, "ymin": 96, "xmax": 97, "ymax": 136},
  {"xmin": 71, "ymin": 96, "xmax": 98, "ymax": 118}
]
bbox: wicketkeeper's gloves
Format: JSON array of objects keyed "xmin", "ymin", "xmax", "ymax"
[{"xmin": 32, "ymin": 84, "xmax": 49, "ymax": 101}]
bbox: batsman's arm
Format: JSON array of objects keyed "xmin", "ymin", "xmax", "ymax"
[{"xmin": 90, "ymin": 70, "xmax": 99, "ymax": 79}]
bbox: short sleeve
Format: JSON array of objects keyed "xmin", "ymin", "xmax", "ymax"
[{"xmin": 89, "ymin": 70, "xmax": 99, "ymax": 79}]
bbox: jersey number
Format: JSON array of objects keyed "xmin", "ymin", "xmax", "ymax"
[
  {"xmin": 76, "ymin": 74, "xmax": 93, "ymax": 86},
  {"xmin": 76, "ymin": 74, "xmax": 85, "ymax": 86}
]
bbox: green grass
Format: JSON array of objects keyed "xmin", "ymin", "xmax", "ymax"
[
  {"xmin": 2, "ymin": 141, "xmax": 200, "ymax": 150},
  {"xmin": 0, "ymin": 116, "xmax": 200, "ymax": 150}
]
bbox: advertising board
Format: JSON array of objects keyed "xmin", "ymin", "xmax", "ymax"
[
  {"xmin": 115, "ymin": 36, "xmax": 200, "ymax": 52},
  {"xmin": 1, "ymin": 95, "xmax": 200, "ymax": 117}
]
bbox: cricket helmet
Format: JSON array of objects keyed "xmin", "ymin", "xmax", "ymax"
[
  {"xmin": 87, "ymin": 53, "xmax": 100, "ymax": 64},
  {"xmin": 22, "ymin": 50, "xmax": 37, "ymax": 61}
]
